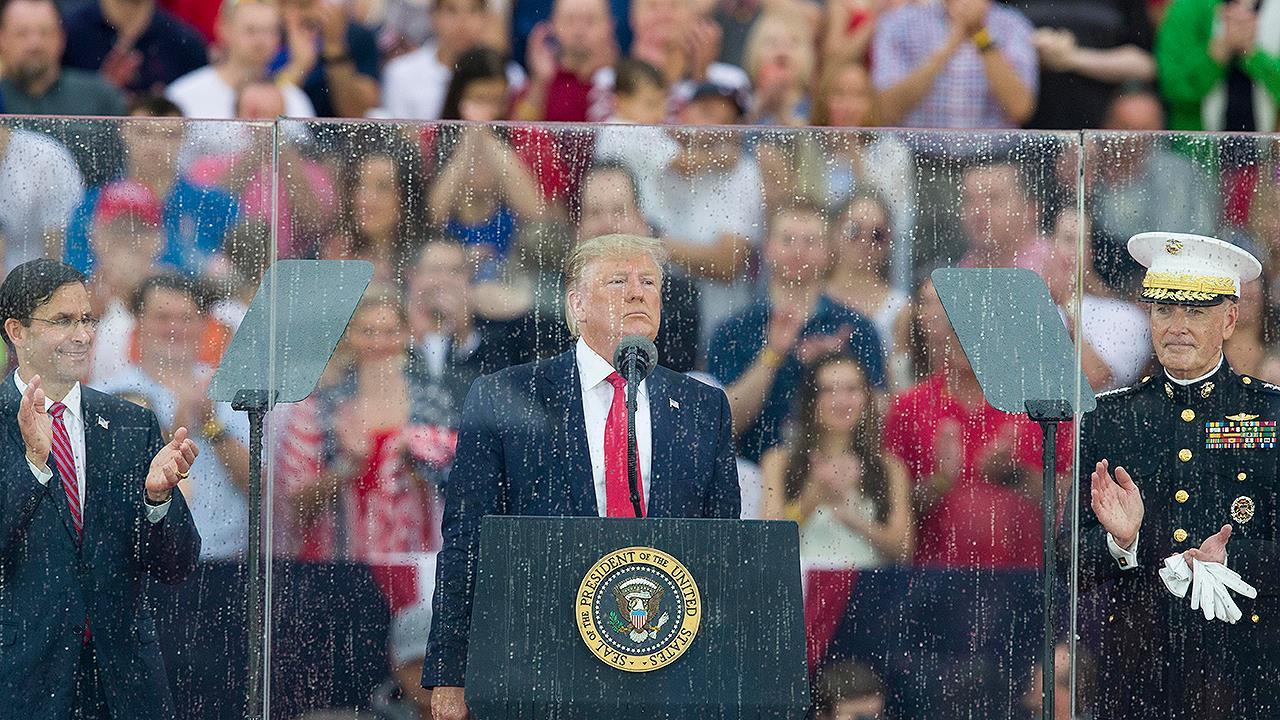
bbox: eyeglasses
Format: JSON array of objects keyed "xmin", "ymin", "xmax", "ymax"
[
  {"xmin": 848, "ymin": 224, "xmax": 890, "ymax": 243},
  {"xmin": 27, "ymin": 314, "xmax": 101, "ymax": 332}
]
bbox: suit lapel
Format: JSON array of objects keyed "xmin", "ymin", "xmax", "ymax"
[
  {"xmin": 537, "ymin": 351, "xmax": 596, "ymax": 515},
  {"xmin": 79, "ymin": 389, "xmax": 108, "ymax": 548},
  {"xmin": 645, "ymin": 370, "xmax": 675, "ymax": 517},
  {"xmin": 4, "ymin": 375, "xmax": 81, "ymax": 546}
]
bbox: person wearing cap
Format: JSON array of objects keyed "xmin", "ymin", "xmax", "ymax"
[{"xmin": 1068, "ymin": 232, "xmax": 1280, "ymax": 719}]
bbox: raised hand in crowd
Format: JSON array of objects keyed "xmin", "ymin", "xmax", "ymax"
[
  {"xmin": 918, "ymin": 417, "xmax": 964, "ymax": 512},
  {"xmin": 171, "ymin": 377, "xmax": 214, "ymax": 436},
  {"xmin": 1032, "ymin": 27, "xmax": 1078, "ymax": 72},
  {"xmin": 278, "ymin": 4, "xmax": 321, "ymax": 87},
  {"xmin": 1210, "ymin": 1, "xmax": 1258, "ymax": 63},
  {"xmin": 946, "ymin": 0, "xmax": 990, "ymax": 38},
  {"xmin": 823, "ymin": 0, "xmax": 879, "ymax": 66},
  {"xmin": 975, "ymin": 423, "xmax": 1028, "ymax": 494},
  {"xmin": 525, "ymin": 21, "xmax": 560, "ymax": 86},
  {"xmin": 795, "ymin": 324, "xmax": 854, "ymax": 366},
  {"xmin": 815, "ymin": 453, "xmax": 869, "ymax": 526},
  {"xmin": 685, "ymin": 17, "xmax": 723, "ymax": 82}
]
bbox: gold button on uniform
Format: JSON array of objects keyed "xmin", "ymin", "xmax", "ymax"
[
  {"xmin": 1181, "ymin": 409, "xmax": 1195, "ymax": 422},
  {"xmin": 1238, "ymin": 472, "xmax": 1248, "ymax": 481},
  {"xmin": 1243, "ymin": 376, "xmax": 1253, "ymax": 385},
  {"xmin": 1175, "ymin": 490, "xmax": 1189, "ymax": 503},
  {"xmin": 1178, "ymin": 448, "xmax": 1193, "ymax": 462},
  {"xmin": 1173, "ymin": 528, "xmax": 1189, "ymax": 543},
  {"xmin": 1252, "ymin": 614, "xmax": 1260, "ymax": 624}
]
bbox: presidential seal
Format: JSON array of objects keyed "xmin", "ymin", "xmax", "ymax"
[{"xmin": 575, "ymin": 546, "xmax": 701, "ymax": 673}]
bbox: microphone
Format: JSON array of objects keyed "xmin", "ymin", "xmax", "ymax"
[
  {"xmin": 612, "ymin": 335, "xmax": 657, "ymax": 518},
  {"xmin": 613, "ymin": 335, "xmax": 658, "ymax": 385}
]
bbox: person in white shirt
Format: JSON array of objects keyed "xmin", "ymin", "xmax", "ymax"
[
  {"xmin": 0, "ymin": 258, "xmax": 200, "ymax": 718},
  {"xmin": 166, "ymin": 1, "xmax": 315, "ymax": 119},
  {"xmin": 423, "ymin": 233, "xmax": 739, "ymax": 719},
  {"xmin": 380, "ymin": 0, "xmax": 525, "ymax": 119},
  {"xmin": 166, "ymin": 0, "xmax": 315, "ymax": 160},
  {"xmin": 99, "ymin": 274, "xmax": 250, "ymax": 559},
  {"xmin": 0, "ymin": 126, "xmax": 83, "ymax": 271}
]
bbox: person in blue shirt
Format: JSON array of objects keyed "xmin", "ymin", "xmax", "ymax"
[
  {"xmin": 708, "ymin": 201, "xmax": 885, "ymax": 462},
  {"xmin": 64, "ymin": 100, "xmax": 238, "ymax": 276}
]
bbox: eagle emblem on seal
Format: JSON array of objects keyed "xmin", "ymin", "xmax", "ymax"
[{"xmin": 609, "ymin": 577, "xmax": 671, "ymax": 642}]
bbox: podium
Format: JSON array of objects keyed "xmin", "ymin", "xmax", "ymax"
[{"xmin": 464, "ymin": 516, "xmax": 809, "ymax": 719}]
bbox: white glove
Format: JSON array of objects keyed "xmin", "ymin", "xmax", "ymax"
[
  {"xmin": 1159, "ymin": 554, "xmax": 1191, "ymax": 597},
  {"xmin": 1162, "ymin": 553, "xmax": 1257, "ymax": 624},
  {"xmin": 1202, "ymin": 561, "xmax": 1257, "ymax": 600}
]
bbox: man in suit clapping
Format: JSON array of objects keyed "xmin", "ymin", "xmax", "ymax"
[{"xmin": 0, "ymin": 258, "xmax": 201, "ymax": 720}]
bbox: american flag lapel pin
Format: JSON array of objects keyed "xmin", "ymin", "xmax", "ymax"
[
  {"xmin": 670, "ymin": 398, "xmax": 680, "ymax": 410},
  {"xmin": 97, "ymin": 415, "xmax": 109, "ymax": 430}
]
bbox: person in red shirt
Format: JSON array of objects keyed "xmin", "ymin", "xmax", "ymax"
[
  {"xmin": 883, "ymin": 279, "xmax": 1072, "ymax": 569},
  {"xmin": 512, "ymin": 0, "xmax": 616, "ymax": 121}
]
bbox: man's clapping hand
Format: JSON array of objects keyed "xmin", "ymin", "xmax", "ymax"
[
  {"xmin": 145, "ymin": 427, "xmax": 199, "ymax": 503},
  {"xmin": 432, "ymin": 686, "xmax": 468, "ymax": 720},
  {"xmin": 17, "ymin": 374, "xmax": 52, "ymax": 471},
  {"xmin": 1090, "ymin": 459, "xmax": 1144, "ymax": 549}
]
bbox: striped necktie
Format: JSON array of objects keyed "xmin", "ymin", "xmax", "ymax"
[{"xmin": 49, "ymin": 402, "xmax": 83, "ymax": 538}]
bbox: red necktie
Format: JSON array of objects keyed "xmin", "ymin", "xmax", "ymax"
[
  {"xmin": 604, "ymin": 372, "xmax": 646, "ymax": 517},
  {"xmin": 49, "ymin": 402, "xmax": 83, "ymax": 538}
]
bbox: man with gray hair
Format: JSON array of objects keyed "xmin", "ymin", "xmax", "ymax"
[{"xmin": 422, "ymin": 234, "xmax": 740, "ymax": 720}]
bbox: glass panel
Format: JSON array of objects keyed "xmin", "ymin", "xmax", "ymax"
[
  {"xmin": 0, "ymin": 115, "xmax": 273, "ymax": 717},
  {"xmin": 1074, "ymin": 130, "xmax": 1274, "ymax": 720},
  {"xmin": 266, "ymin": 120, "xmax": 1081, "ymax": 719}
]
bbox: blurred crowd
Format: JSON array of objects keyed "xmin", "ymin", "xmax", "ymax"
[{"xmin": 4, "ymin": 0, "xmax": 1280, "ymax": 716}]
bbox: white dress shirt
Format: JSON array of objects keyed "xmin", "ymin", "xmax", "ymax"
[
  {"xmin": 16, "ymin": 372, "xmax": 169, "ymax": 524},
  {"xmin": 575, "ymin": 338, "xmax": 652, "ymax": 517}
]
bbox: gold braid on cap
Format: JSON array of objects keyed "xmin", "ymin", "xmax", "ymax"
[{"xmin": 1141, "ymin": 272, "xmax": 1236, "ymax": 302}]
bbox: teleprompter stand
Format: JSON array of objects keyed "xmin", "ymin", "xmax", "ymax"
[
  {"xmin": 209, "ymin": 260, "xmax": 373, "ymax": 720},
  {"xmin": 931, "ymin": 268, "xmax": 1097, "ymax": 720}
]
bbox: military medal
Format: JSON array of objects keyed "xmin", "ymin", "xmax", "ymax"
[{"xmin": 1231, "ymin": 496, "xmax": 1256, "ymax": 524}]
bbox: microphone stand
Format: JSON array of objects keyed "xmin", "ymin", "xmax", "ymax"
[{"xmin": 624, "ymin": 371, "xmax": 643, "ymax": 517}]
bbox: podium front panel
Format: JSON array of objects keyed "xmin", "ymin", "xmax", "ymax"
[{"xmin": 465, "ymin": 516, "xmax": 808, "ymax": 720}]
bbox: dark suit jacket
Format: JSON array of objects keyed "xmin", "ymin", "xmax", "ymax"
[
  {"xmin": 421, "ymin": 348, "xmax": 740, "ymax": 687},
  {"xmin": 0, "ymin": 378, "xmax": 201, "ymax": 720}
]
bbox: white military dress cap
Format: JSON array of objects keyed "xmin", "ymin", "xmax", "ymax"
[{"xmin": 1128, "ymin": 232, "xmax": 1263, "ymax": 305}]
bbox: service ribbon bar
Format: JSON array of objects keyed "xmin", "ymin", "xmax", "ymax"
[{"xmin": 1205, "ymin": 420, "xmax": 1278, "ymax": 449}]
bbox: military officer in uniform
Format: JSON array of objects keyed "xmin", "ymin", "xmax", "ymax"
[{"xmin": 1070, "ymin": 232, "xmax": 1279, "ymax": 720}]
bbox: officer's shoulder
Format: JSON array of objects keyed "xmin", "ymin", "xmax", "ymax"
[
  {"xmin": 1236, "ymin": 374, "xmax": 1280, "ymax": 397},
  {"xmin": 1094, "ymin": 375, "xmax": 1155, "ymax": 403}
]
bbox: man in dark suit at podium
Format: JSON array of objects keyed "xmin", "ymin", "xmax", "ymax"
[
  {"xmin": 0, "ymin": 259, "xmax": 201, "ymax": 720},
  {"xmin": 423, "ymin": 234, "xmax": 741, "ymax": 719}
]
